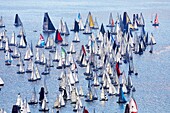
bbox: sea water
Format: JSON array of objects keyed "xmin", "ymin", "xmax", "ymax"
[{"xmin": 0, "ymin": 0, "xmax": 170, "ymax": 113}]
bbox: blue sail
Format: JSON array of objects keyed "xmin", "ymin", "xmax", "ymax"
[{"xmin": 117, "ymin": 84, "xmax": 127, "ymax": 103}]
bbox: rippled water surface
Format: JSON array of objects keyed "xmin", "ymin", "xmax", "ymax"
[{"xmin": 0, "ymin": 0, "xmax": 170, "ymax": 113}]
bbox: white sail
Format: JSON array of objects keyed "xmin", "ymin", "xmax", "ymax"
[
  {"xmin": 93, "ymin": 17, "xmax": 99, "ymax": 29},
  {"xmin": 53, "ymin": 48, "xmax": 60, "ymax": 61},
  {"xmin": 129, "ymin": 97, "xmax": 138, "ymax": 113},
  {"xmin": 10, "ymin": 31, "xmax": 16, "ymax": 46},
  {"xmin": 54, "ymin": 95, "xmax": 60, "ymax": 108},
  {"xmin": 59, "ymin": 93, "xmax": 65, "ymax": 107},
  {"xmin": 108, "ymin": 83, "xmax": 117, "ymax": 95},
  {"xmin": 35, "ymin": 65, "xmax": 41, "ymax": 80},
  {"xmin": 35, "ymin": 48, "xmax": 40, "ymax": 63},
  {"xmin": 73, "ymin": 32, "xmax": 80, "ymax": 43},
  {"xmin": 83, "ymin": 23, "xmax": 92, "ymax": 34},
  {"xmin": 26, "ymin": 59, "xmax": 33, "ymax": 72},
  {"xmin": 79, "ymin": 18, "xmax": 84, "ymax": 30},
  {"xmin": 68, "ymin": 70, "xmax": 75, "ymax": 85},
  {"xmin": 150, "ymin": 33, "xmax": 156, "ymax": 45},
  {"xmin": 100, "ymin": 87, "xmax": 107, "ymax": 100},
  {"xmin": 0, "ymin": 77, "xmax": 4, "ymax": 86},
  {"xmin": 93, "ymin": 73, "xmax": 99, "ymax": 86},
  {"xmin": 0, "ymin": 16, "xmax": 5, "ymax": 27},
  {"xmin": 5, "ymin": 38, "xmax": 10, "ymax": 52},
  {"xmin": 19, "ymin": 35, "xmax": 26, "ymax": 47},
  {"xmin": 16, "ymin": 94, "xmax": 22, "ymax": 107},
  {"xmin": 79, "ymin": 86, "xmax": 84, "ymax": 96},
  {"xmin": 71, "ymin": 88, "xmax": 77, "ymax": 104},
  {"xmin": 73, "ymin": 71, "xmax": 79, "ymax": 83}
]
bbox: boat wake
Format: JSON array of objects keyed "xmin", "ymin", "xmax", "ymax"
[{"xmin": 154, "ymin": 45, "xmax": 170, "ymax": 55}]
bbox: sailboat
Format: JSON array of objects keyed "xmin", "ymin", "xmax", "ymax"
[
  {"xmin": 17, "ymin": 26, "xmax": 26, "ymax": 37},
  {"xmin": 24, "ymin": 45, "xmax": 33, "ymax": 61},
  {"xmin": 63, "ymin": 22, "xmax": 70, "ymax": 36},
  {"xmin": 14, "ymin": 14, "xmax": 23, "ymax": 27},
  {"xmin": 0, "ymin": 40, "xmax": 4, "ymax": 51},
  {"xmin": 87, "ymin": 12, "xmax": 95, "ymax": 28},
  {"xmin": 26, "ymin": 59, "xmax": 34, "ymax": 73},
  {"xmin": 17, "ymin": 60, "xmax": 25, "ymax": 74},
  {"xmin": 28, "ymin": 88, "xmax": 38, "ymax": 105},
  {"xmin": 36, "ymin": 34, "xmax": 45, "ymax": 48},
  {"xmin": 55, "ymin": 29, "xmax": 63, "ymax": 43},
  {"xmin": 149, "ymin": 33, "xmax": 156, "ymax": 45},
  {"xmin": 117, "ymin": 84, "xmax": 127, "ymax": 103},
  {"xmin": 21, "ymin": 98, "xmax": 31, "ymax": 113},
  {"xmin": 43, "ymin": 12, "xmax": 56, "ymax": 33},
  {"xmin": 39, "ymin": 99, "xmax": 49, "ymax": 111},
  {"xmin": 83, "ymin": 23, "xmax": 92, "ymax": 34},
  {"xmin": 5, "ymin": 51, "xmax": 13, "ymax": 65},
  {"xmin": 45, "ymin": 36, "xmax": 52, "ymax": 49},
  {"xmin": 129, "ymin": 97, "xmax": 138, "ymax": 113},
  {"xmin": 18, "ymin": 34, "xmax": 27, "ymax": 48},
  {"xmin": 0, "ymin": 77, "xmax": 4, "ymax": 86},
  {"xmin": 0, "ymin": 16, "xmax": 5, "ymax": 28},
  {"xmin": 77, "ymin": 13, "xmax": 84, "ymax": 31},
  {"xmin": 72, "ymin": 32, "xmax": 80, "ymax": 43},
  {"xmin": 93, "ymin": 17, "xmax": 99, "ymax": 29},
  {"xmin": 67, "ymin": 42, "xmax": 76, "ymax": 54},
  {"xmin": 41, "ymin": 63, "xmax": 50, "ymax": 75},
  {"xmin": 152, "ymin": 13, "xmax": 159, "ymax": 26},
  {"xmin": 85, "ymin": 80, "xmax": 94, "ymax": 102},
  {"xmin": 71, "ymin": 20, "xmax": 79, "ymax": 32},
  {"xmin": 149, "ymin": 40, "xmax": 153, "ymax": 53},
  {"xmin": 137, "ymin": 13, "xmax": 145, "ymax": 27},
  {"xmin": 106, "ymin": 13, "xmax": 114, "ymax": 27},
  {"xmin": 9, "ymin": 31, "xmax": 16, "ymax": 46},
  {"xmin": 100, "ymin": 87, "xmax": 108, "ymax": 101}
]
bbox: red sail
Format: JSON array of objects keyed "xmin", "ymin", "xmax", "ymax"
[
  {"xmin": 83, "ymin": 107, "xmax": 89, "ymax": 113},
  {"xmin": 82, "ymin": 45, "xmax": 86, "ymax": 56},
  {"xmin": 55, "ymin": 29, "xmax": 63, "ymax": 43},
  {"xmin": 154, "ymin": 14, "xmax": 159, "ymax": 24},
  {"xmin": 116, "ymin": 62, "xmax": 121, "ymax": 77}
]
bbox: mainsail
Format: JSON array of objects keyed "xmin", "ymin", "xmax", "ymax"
[
  {"xmin": 43, "ymin": 12, "xmax": 55, "ymax": 32},
  {"xmin": 14, "ymin": 14, "xmax": 22, "ymax": 27}
]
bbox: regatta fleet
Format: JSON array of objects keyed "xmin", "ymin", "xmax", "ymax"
[{"xmin": 0, "ymin": 11, "xmax": 158, "ymax": 113}]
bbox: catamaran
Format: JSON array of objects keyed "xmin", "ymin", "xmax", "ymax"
[{"xmin": 43, "ymin": 12, "xmax": 56, "ymax": 33}]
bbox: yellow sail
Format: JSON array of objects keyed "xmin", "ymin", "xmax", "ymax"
[
  {"xmin": 89, "ymin": 13, "xmax": 94, "ymax": 28},
  {"xmin": 126, "ymin": 14, "xmax": 131, "ymax": 24}
]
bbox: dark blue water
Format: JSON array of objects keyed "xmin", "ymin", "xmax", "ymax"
[{"xmin": 0, "ymin": 0, "xmax": 170, "ymax": 113}]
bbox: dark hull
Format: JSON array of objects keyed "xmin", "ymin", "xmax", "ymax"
[
  {"xmin": 152, "ymin": 23, "xmax": 159, "ymax": 26},
  {"xmin": 72, "ymin": 40, "xmax": 80, "ymax": 43}
]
